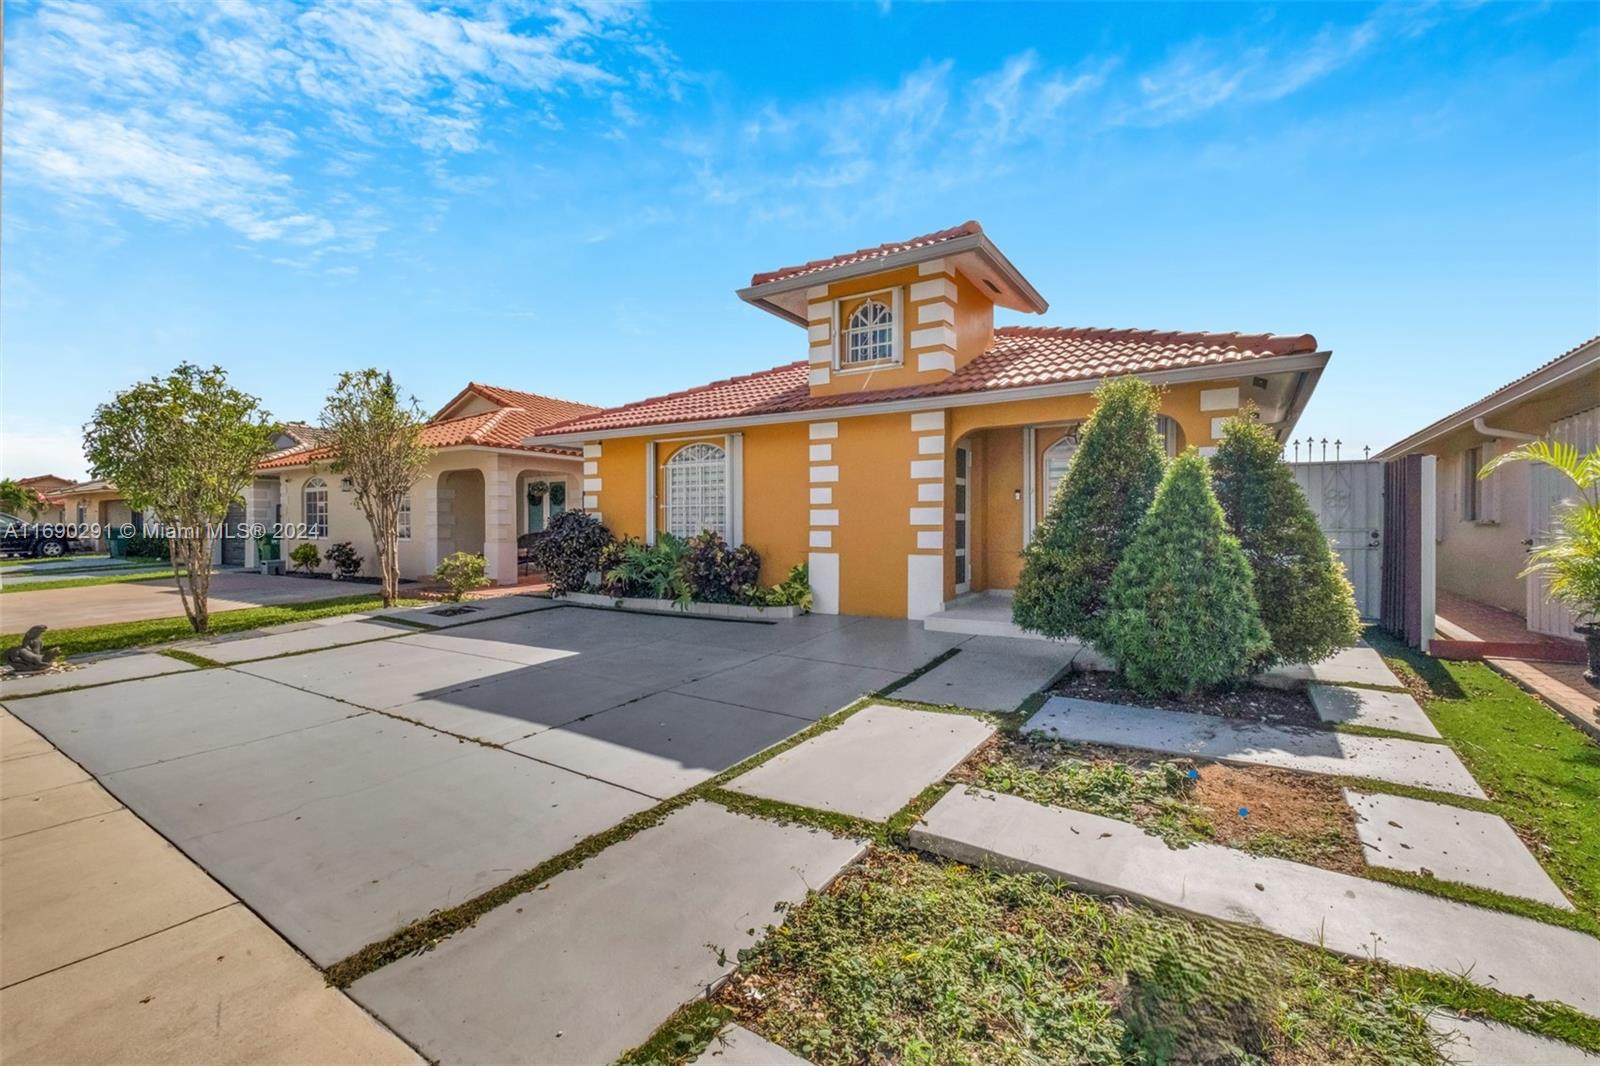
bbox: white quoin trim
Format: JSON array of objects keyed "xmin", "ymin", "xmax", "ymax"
[
  {"xmin": 809, "ymin": 487, "xmax": 833, "ymax": 505},
  {"xmin": 810, "ymin": 464, "xmax": 839, "ymax": 483},
  {"xmin": 917, "ymin": 530, "xmax": 943, "ymax": 550},
  {"xmin": 808, "ymin": 368, "xmax": 831, "ymax": 387},
  {"xmin": 809, "ymin": 552, "xmax": 840, "ymax": 614},
  {"xmin": 917, "ymin": 435, "xmax": 945, "ymax": 456},
  {"xmin": 643, "ymin": 440, "xmax": 657, "ymax": 545},
  {"xmin": 906, "ymin": 554, "xmax": 943, "ymax": 619},
  {"xmin": 1200, "ymin": 386, "xmax": 1240, "ymax": 411},
  {"xmin": 583, "ymin": 477, "xmax": 603, "ymax": 493},
  {"xmin": 910, "ymin": 278, "xmax": 957, "ymax": 301},
  {"xmin": 810, "ymin": 509, "xmax": 840, "ymax": 526},
  {"xmin": 917, "ymin": 258, "xmax": 950, "ymax": 277},
  {"xmin": 808, "ymin": 322, "xmax": 830, "ymax": 344},
  {"xmin": 909, "ymin": 507, "xmax": 942, "ymax": 526},
  {"xmin": 583, "ymin": 461, "xmax": 598, "ymax": 476},
  {"xmin": 917, "ymin": 351, "xmax": 955, "ymax": 374},
  {"xmin": 808, "ymin": 421, "xmax": 838, "ymax": 440},
  {"xmin": 910, "ymin": 411, "xmax": 945, "ymax": 431},
  {"xmin": 583, "ymin": 443, "xmax": 603, "ymax": 458},
  {"xmin": 909, "ymin": 459, "xmax": 944, "ymax": 480},
  {"xmin": 808, "ymin": 443, "xmax": 832, "ymax": 462},
  {"xmin": 917, "ymin": 301, "xmax": 956, "ymax": 325},
  {"xmin": 918, "ymin": 482, "xmax": 944, "ymax": 502},
  {"xmin": 809, "ymin": 529, "xmax": 832, "ymax": 548},
  {"xmin": 583, "ymin": 494, "xmax": 599, "ymax": 509}
]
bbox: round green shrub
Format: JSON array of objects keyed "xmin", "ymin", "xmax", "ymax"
[
  {"xmin": 1101, "ymin": 450, "xmax": 1270, "ymax": 696},
  {"xmin": 1210, "ymin": 410, "xmax": 1361, "ymax": 665},
  {"xmin": 1013, "ymin": 376, "xmax": 1167, "ymax": 642}
]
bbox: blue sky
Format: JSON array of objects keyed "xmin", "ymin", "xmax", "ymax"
[{"xmin": 3, "ymin": 0, "xmax": 1596, "ymax": 479}]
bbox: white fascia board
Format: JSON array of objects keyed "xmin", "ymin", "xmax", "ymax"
[{"xmin": 531, "ymin": 351, "xmax": 1332, "ymax": 446}]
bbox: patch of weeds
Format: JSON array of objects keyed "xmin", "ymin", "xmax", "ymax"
[
  {"xmin": 1362, "ymin": 866, "xmax": 1600, "ymax": 939},
  {"xmin": 616, "ymin": 1000, "xmax": 734, "ymax": 1066},
  {"xmin": 160, "ymin": 648, "xmax": 221, "ymax": 669},
  {"xmin": 873, "ymin": 647, "xmax": 960, "ymax": 698},
  {"xmin": 1391, "ymin": 968, "xmax": 1600, "ymax": 1053},
  {"xmin": 1237, "ymin": 827, "xmax": 1352, "ymax": 867},
  {"xmin": 885, "ymin": 780, "xmax": 955, "ymax": 846},
  {"xmin": 718, "ymin": 848, "xmax": 1446, "ymax": 1065},
  {"xmin": 705, "ymin": 788, "xmax": 880, "ymax": 843}
]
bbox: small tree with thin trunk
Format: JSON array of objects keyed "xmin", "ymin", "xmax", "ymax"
[
  {"xmin": 319, "ymin": 371, "xmax": 429, "ymax": 607},
  {"xmin": 84, "ymin": 364, "xmax": 276, "ymax": 634},
  {"xmin": 1013, "ymin": 376, "xmax": 1168, "ymax": 643},
  {"xmin": 0, "ymin": 480, "xmax": 47, "ymax": 519}
]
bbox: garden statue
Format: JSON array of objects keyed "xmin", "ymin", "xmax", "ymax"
[{"xmin": 4, "ymin": 625, "xmax": 61, "ymax": 673}]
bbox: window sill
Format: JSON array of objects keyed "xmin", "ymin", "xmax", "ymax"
[{"xmin": 833, "ymin": 360, "xmax": 903, "ymax": 375}]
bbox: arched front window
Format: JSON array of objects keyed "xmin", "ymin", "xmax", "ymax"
[
  {"xmin": 1042, "ymin": 433, "xmax": 1079, "ymax": 511},
  {"xmin": 664, "ymin": 443, "xmax": 727, "ymax": 539},
  {"xmin": 303, "ymin": 478, "xmax": 329, "ymax": 538},
  {"xmin": 1155, "ymin": 416, "xmax": 1180, "ymax": 458},
  {"xmin": 843, "ymin": 298, "xmax": 895, "ymax": 365}
]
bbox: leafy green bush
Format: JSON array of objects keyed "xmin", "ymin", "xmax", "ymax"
[
  {"xmin": 1014, "ymin": 376, "xmax": 1167, "ymax": 643},
  {"xmin": 434, "ymin": 551, "xmax": 488, "ymax": 601},
  {"xmin": 601, "ymin": 534, "xmax": 691, "ymax": 607},
  {"xmin": 120, "ymin": 531, "xmax": 171, "ymax": 560},
  {"xmin": 526, "ymin": 510, "xmax": 613, "ymax": 594},
  {"xmin": 680, "ymin": 530, "xmax": 761, "ymax": 604},
  {"xmin": 1101, "ymin": 450, "xmax": 1269, "ymax": 696},
  {"xmin": 289, "ymin": 542, "xmax": 321, "ymax": 574},
  {"xmin": 1210, "ymin": 410, "xmax": 1361, "ymax": 665},
  {"xmin": 739, "ymin": 562, "xmax": 813, "ymax": 610},
  {"xmin": 325, "ymin": 541, "xmax": 364, "ymax": 579}
]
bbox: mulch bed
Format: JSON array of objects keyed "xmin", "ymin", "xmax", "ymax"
[{"xmin": 1051, "ymin": 669, "xmax": 1323, "ymax": 728}]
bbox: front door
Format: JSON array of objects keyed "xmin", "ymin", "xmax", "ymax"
[
  {"xmin": 954, "ymin": 444, "xmax": 971, "ymax": 594},
  {"xmin": 527, "ymin": 480, "xmax": 568, "ymax": 532}
]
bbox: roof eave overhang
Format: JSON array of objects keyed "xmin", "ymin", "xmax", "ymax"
[
  {"xmin": 531, "ymin": 351, "xmax": 1331, "ymax": 445},
  {"xmin": 1373, "ymin": 340, "xmax": 1600, "ymax": 459},
  {"xmin": 736, "ymin": 233, "xmax": 1049, "ymax": 326},
  {"xmin": 255, "ymin": 443, "xmax": 583, "ymax": 473}
]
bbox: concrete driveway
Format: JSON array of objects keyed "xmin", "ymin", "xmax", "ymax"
[
  {"xmin": 1, "ymin": 571, "xmax": 375, "ymax": 630},
  {"xmin": 3, "ymin": 605, "xmax": 966, "ymax": 968}
]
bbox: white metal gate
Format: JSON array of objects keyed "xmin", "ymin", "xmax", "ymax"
[
  {"xmin": 1290, "ymin": 460, "xmax": 1385, "ymax": 620},
  {"xmin": 1528, "ymin": 406, "xmax": 1599, "ymax": 639}
]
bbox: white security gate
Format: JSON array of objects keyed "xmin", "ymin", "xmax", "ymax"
[
  {"xmin": 1528, "ymin": 406, "xmax": 1599, "ymax": 639},
  {"xmin": 1290, "ymin": 460, "xmax": 1385, "ymax": 619}
]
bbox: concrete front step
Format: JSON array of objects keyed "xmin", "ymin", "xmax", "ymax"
[{"xmin": 910, "ymin": 787, "xmax": 1599, "ymax": 1016}]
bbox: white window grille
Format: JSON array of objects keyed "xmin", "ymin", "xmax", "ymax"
[
  {"xmin": 1462, "ymin": 445, "xmax": 1483, "ymax": 522},
  {"xmin": 842, "ymin": 298, "xmax": 895, "ymax": 365},
  {"xmin": 303, "ymin": 478, "xmax": 329, "ymax": 538},
  {"xmin": 664, "ymin": 442, "xmax": 728, "ymax": 538},
  {"xmin": 397, "ymin": 494, "xmax": 411, "ymax": 541},
  {"xmin": 1042, "ymin": 433, "xmax": 1078, "ymax": 512},
  {"xmin": 1155, "ymin": 415, "xmax": 1179, "ymax": 458}
]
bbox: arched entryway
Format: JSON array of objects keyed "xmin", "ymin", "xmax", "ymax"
[{"xmin": 437, "ymin": 469, "xmax": 486, "ymax": 559}]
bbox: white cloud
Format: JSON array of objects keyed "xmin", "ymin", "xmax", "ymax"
[
  {"xmin": 3, "ymin": 0, "xmax": 672, "ymax": 250},
  {"xmin": 0, "ymin": 417, "xmax": 91, "ymax": 482}
]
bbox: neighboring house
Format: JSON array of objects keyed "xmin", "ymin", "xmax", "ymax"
[
  {"xmin": 1376, "ymin": 336, "xmax": 1600, "ymax": 640},
  {"xmin": 54, "ymin": 478, "xmax": 136, "ymax": 549},
  {"xmin": 15, "ymin": 475, "xmax": 73, "ymax": 523},
  {"xmin": 253, "ymin": 383, "xmax": 599, "ymax": 584},
  {"xmin": 533, "ymin": 221, "xmax": 1329, "ymax": 619}
]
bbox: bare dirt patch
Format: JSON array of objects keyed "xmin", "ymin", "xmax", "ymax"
[{"xmin": 1051, "ymin": 669, "xmax": 1322, "ymax": 728}]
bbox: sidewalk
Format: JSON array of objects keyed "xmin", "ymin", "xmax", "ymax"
[{"xmin": 0, "ymin": 708, "xmax": 420, "ymax": 1065}]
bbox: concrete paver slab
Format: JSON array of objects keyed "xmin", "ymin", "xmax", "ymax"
[
  {"xmin": 1427, "ymin": 1013, "xmax": 1600, "ymax": 1065},
  {"xmin": 6, "ymin": 670, "xmax": 356, "ymax": 776},
  {"xmin": 0, "ymin": 652, "xmax": 194, "ymax": 698},
  {"xmin": 0, "ymin": 749, "xmax": 89, "ymax": 799},
  {"xmin": 1345, "ymin": 790, "xmax": 1572, "ymax": 909},
  {"xmin": 0, "ymin": 710, "xmax": 51, "ymax": 760},
  {"xmin": 726, "ymin": 704, "xmax": 994, "ymax": 820},
  {"xmin": 555, "ymin": 637, "xmax": 766, "ymax": 689},
  {"xmin": 894, "ymin": 636, "xmax": 1071, "ymax": 712},
  {"xmin": 3, "ymin": 778, "xmax": 121, "ymax": 839},
  {"xmin": 0, "ymin": 809, "xmax": 233, "ymax": 985},
  {"xmin": 392, "ymin": 630, "xmax": 578, "ymax": 667},
  {"xmin": 398, "ymin": 668, "xmax": 649, "ymax": 743},
  {"xmin": 179, "ymin": 619, "xmax": 409, "ymax": 663},
  {"xmin": 693, "ymin": 1025, "xmax": 812, "ymax": 1065},
  {"xmin": 0, "ymin": 903, "xmax": 421, "ymax": 1066},
  {"xmin": 104, "ymin": 714, "xmax": 655, "ymax": 965},
  {"xmin": 1258, "ymin": 643, "xmax": 1404, "ymax": 690},
  {"xmin": 376, "ymin": 596, "xmax": 556, "ymax": 629},
  {"xmin": 782, "ymin": 618, "xmax": 966, "ymax": 673},
  {"xmin": 351, "ymin": 802, "xmax": 865, "ymax": 1065},
  {"xmin": 235, "ymin": 639, "xmax": 523, "ymax": 709},
  {"xmin": 672, "ymin": 652, "xmax": 902, "ymax": 720},
  {"xmin": 507, "ymin": 691, "xmax": 805, "ymax": 798},
  {"xmin": 912, "ymin": 787, "xmax": 1598, "ymax": 1014},
  {"xmin": 1026, "ymin": 696, "xmax": 1485, "ymax": 797},
  {"xmin": 1309, "ymin": 684, "xmax": 1439, "ymax": 737}
]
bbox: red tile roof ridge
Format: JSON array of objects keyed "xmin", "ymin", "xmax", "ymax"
[
  {"xmin": 993, "ymin": 324, "xmax": 1318, "ymax": 354},
  {"xmin": 538, "ymin": 360, "xmax": 809, "ymax": 433},
  {"xmin": 749, "ymin": 221, "xmax": 984, "ymax": 287},
  {"xmin": 466, "ymin": 382, "xmax": 603, "ymax": 418}
]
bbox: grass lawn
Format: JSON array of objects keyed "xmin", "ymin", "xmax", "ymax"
[
  {"xmin": 1367, "ymin": 627, "xmax": 1600, "ymax": 921},
  {"xmin": 0, "ymin": 567, "xmax": 179, "ymax": 594},
  {"xmin": 0, "ymin": 593, "xmax": 424, "ymax": 658},
  {"xmin": 0, "ymin": 553, "xmax": 112, "ymax": 567}
]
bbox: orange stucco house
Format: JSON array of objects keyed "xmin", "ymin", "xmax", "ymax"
[{"xmin": 534, "ymin": 222, "xmax": 1329, "ymax": 619}]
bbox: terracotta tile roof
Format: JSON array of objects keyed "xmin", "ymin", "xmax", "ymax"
[
  {"xmin": 749, "ymin": 221, "xmax": 984, "ymax": 287},
  {"xmin": 257, "ymin": 384, "xmax": 590, "ymax": 471},
  {"xmin": 539, "ymin": 325, "xmax": 1319, "ymax": 436}
]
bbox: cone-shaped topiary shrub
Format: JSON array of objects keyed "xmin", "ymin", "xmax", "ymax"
[
  {"xmin": 1013, "ymin": 376, "xmax": 1167, "ymax": 642},
  {"xmin": 1101, "ymin": 449, "xmax": 1270, "ymax": 696},
  {"xmin": 1210, "ymin": 409, "xmax": 1361, "ymax": 665}
]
